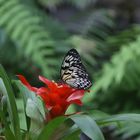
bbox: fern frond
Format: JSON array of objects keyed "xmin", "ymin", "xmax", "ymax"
[
  {"xmin": 94, "ymin": 34, "xmax": 140, "ymax": 92},
  {"xmin": 89, "ymin": 32, "xmax": 140, "ymax": 114},
  {"xmin": 0, "ymin": 0, "xmax": 69, "ymax": 78}
]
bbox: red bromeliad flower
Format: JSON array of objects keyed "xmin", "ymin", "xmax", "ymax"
[{"xmin": 17, "ymin": 75, "xmax": 87, "ymax": 120}]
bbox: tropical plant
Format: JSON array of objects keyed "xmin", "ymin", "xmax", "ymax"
[
  {"xmin": 0, "ymin": 0, "xmax": 70, "ymax": 80},
  {"xmin": 0, "ymin": 0, "xmax": 115, "ymax": 81},
  {"xmin": 90, "ymin": 26, "xmax": 140, "ymax": 114},
  {"xmin": 114, "ymin": 122, "xmax": 140, "ymax": 140},
  {"xmin": 1, "ymin": 0, "xmax": 140, "ymax": 139},
  {"xmin": 1, "ymin": 64, "xmax": 140, "ymax": 140}
]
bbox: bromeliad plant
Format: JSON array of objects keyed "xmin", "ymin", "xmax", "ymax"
[
  {"xmin": 1, "ymin": 64, "xmax": 140, "ymax": 140},
  {"xmin": 17, "ymin": 74, "xmax": 86, "ymax": 120}
]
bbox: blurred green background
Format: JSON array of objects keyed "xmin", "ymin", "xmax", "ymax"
[{"xmin": 0, "ymin": 0, "xmax": 140, "ymax": 139}]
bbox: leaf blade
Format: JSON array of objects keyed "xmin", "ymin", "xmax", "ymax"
[
  {"xmin": 69, "ymin": 114, "xmax": 105, "ymax": 140},
  {"xmin": 0, "ymin": 64, "xmax": 21, "ymax": 140}
]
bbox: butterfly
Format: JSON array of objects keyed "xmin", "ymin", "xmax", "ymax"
[{"xmin": 61, "ymin": 48, "xmax": 92, "ymax": 89}]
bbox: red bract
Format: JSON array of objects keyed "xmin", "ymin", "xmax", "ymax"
[{"xmin": 17, "ymin": 75, "xmax": 87, "ymax": 120}]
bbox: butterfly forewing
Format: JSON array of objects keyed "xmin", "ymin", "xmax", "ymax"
[{"xmin": 61, "ymin": 49, "xmax": 92, "ymax": 89}]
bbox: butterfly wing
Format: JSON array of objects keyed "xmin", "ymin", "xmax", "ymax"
[{"xmin": 61, "ymin": 49, "xmax": 92, "ymax": 89}]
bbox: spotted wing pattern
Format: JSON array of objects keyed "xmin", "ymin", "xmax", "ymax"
[{"xmin": 61, "ymin": 49, "xmax": 92, "ymax": 89}]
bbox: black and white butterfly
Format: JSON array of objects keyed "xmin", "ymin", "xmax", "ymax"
[{"xmin": 61, "ymin": 48, "xmax": 92, "ymax": 89}]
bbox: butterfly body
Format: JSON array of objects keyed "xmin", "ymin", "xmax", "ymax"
[{"xmin": 61, "ymin": 49, "xmax": 92, "ymax": 89}]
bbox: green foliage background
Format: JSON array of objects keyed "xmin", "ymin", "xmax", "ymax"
[{"xmin": 0, "ymin": 0, "xmax": 140, "ymax": 139}]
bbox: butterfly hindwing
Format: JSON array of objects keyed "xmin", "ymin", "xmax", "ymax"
[
  {"xmin": 66, "ymin": 77, "xmax": 92, "ymax": 89},
  {"xmin": 61, "ymin": 49, "xmax": 92, "ymax": 89}
]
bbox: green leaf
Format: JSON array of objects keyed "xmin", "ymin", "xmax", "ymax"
[
  {"xmin": 0, "ymin": 95, "xmax": 16, "ymax": 140},
  {"xmin": 3, "ymin": 127, "xmax": 16, "ymax": 140},
  {"xmin": 0, "ymin": 64, "xmax": 21, "ymax": 140},
  {"xmin": 26, "ymin": 98, "xmax": 45, "ymax": 123},
  {"xmin": 16, "ymin": 80, "xmax": 47, "ymax": 136},
  {"xmin": 89, "ymin": 109, "xmax": 110, "ymax": 120},
  {"xmin": 15, "ymin": 81, "xmax": 36, "ymax": 106},
  {"xmin": 13, "ymin": 80, "xmax": 33, "ymax": 131},
  {"xmin": 26, "ymin": 98, "xmax": 45, "ymax": 138},
  {"xmin": 69, "ymin": 114, "xmax": 105, "ymax": 140},
  {"xmin": 37, "ymin": 116, "xmax": 66, "ymax": 140},
  {"xmin": 36, "ymin": 96, "xmax": 46, "ymax": 120},
  {"xmin": 16, "ymin": 98, "xmax": 27, "ymax": 131},
  {"xmin": 62, "ymin": 129, "xmax": 80, "ymax": 140},
  {"xmin": 97, "ymin": 114, "xmax": 140, "ymax": 125},
  {"xmin": 0, "ymin": 100, "xmax": 16, "ymax": 140},
  {"xmin": 114, "ymin": 122, "xmax": 140, "ymax": 139},
  {"xmin": 16, "ymin": 81, "xmax": 46, "ymax": 118}
]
